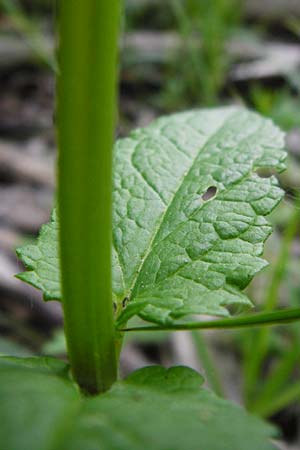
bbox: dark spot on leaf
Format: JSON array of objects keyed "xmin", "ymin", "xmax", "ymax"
[
  {"xmin": 202, "ymin": 186, "xmax": 217, "ymax": 201},
  {"xmin": 113, "ymin": 302, "xmax": 117, "ymax": 312},
  {"xmin": 122, "ymin": 297, "xmax": 129, "ymax": 308}
]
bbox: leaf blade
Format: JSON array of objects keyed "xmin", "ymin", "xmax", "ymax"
[
  {"xmin": 115, "ymin": 107, "xmax": 286, "ymax": 324},
  {"xmin": 16, "ymin": 107, "xmax": 286, "ymax": 325},
  {"xmin": 0, "ymin": 357, "xmax": 276, "ymax": 450}
]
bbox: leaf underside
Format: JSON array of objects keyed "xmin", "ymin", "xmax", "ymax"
[
  {"xmin": 0, "ymin": 356, "xmax": 276, "ymax": 450},
  {"xmin": 16, "ymin": 107, "xmax": 286, "ymax": 326}
]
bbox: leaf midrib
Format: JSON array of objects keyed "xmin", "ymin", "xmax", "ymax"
[{"xmin": 137, "ymin": 129, "xmax": 269, "ymax": 289}]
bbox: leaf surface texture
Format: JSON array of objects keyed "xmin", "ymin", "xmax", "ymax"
[{"xmin": 17, "ymin": 107, "xmax": 286, "ymax": 325}]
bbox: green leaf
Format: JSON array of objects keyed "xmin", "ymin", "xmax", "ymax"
[
  {"xmin": 16, "ymin": 210, "xmax": 60, "ymax": 301},
  {"xmin": 0, "ymin": 356, "xmax": 79, "ymax": 450},
  {"xmin": 0, "ymin": 356, "xmax": 276, "ymax": 450},
  {"xmin": 17, "ymin": 107, "xmax": 286, "ymax": 325}
]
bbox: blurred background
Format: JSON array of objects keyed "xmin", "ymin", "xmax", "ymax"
[{"xmin": 0, "ymin": 1, "xmax": 299, "ymax": 447}]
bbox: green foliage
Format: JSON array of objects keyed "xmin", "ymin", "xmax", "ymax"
[
  {"xmin": 3, "ymin": 2, "xmax": 298, "ymax": 448},
  {"xmin": 0, "ymin": 356, "xmax": 276, "ymax": 450},
  {"xmin": 17, "ymin": 210, "xmax": 60, "ymax": 300},
  {"xmin": 241, "ymin": 201, "xmax": 300, "ymax": 417},
  {"xmin": 164, "ymin": 0, "xmax": 240, "ymax": 107},
  {"xmin": 17, "ymin": 107, "xmax": 286, "ymax": 327},
  {"xmin": 1, "ymin": 0, "xmax": 55, "ymax": 70},
  {"xmin": 251, "ymin": 86, "xmax": 300, "ymax": 131}
]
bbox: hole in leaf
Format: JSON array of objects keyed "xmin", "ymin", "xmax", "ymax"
[
  {"xmin": 255, "ymin": 168, "xmax": 277, "ymax": 178},
  {"xmin": 202, "ymin": 186, "xmax": 217, "ymax": 201}
]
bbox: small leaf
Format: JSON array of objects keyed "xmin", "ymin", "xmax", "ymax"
[
  {"xmin": 17, "ymin": 107, "xmax": 286, "ymax": 325},
  {"xmin": 0, "ymin": 356, "xmax": 276, "ymax": 450}
]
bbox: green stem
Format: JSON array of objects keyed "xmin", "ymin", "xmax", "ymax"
[
  {"xmin": 120, "ymin": 308, "xmax": 300, "ymax": 332},
  {"xmin": 57, "ymin": 1, "xmax": 120, "ymax": 394}
]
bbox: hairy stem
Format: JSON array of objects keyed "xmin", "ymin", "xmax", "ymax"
[{"xmin": 57, "ymin": 1, "xmax": 120, "ymax": 394}]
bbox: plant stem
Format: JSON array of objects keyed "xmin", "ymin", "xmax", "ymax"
[
  {"xmin": 120, "ymin": 308, "xmax": 300, "ymax": 332},
  {"xmin": 57, "ymin": 1, "xmax": 120, "ymax": 394}
]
